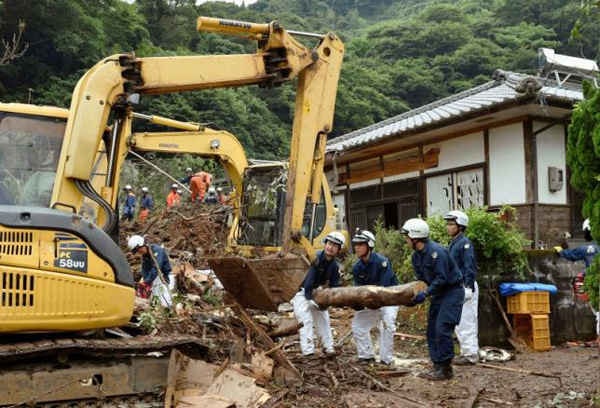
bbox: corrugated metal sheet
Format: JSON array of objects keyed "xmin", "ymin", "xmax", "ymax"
[{"xmin": 327, "ymin": 71, "xmax": 583, "ymax": 153}]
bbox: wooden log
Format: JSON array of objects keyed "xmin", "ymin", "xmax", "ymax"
[
  {"xmin": 268, "ymin": 318, "xmax": 303, "ymax": 338},
  {"xmin": 313, "ymin": 281, "xmax": 428, "ymax": 309}
]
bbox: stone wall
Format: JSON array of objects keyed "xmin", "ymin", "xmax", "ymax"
[{"xmin": 478, "ymin": 251, "xmax": 597, "ymax": 347}]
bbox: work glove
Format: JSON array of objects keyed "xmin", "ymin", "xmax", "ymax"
[
  {"xmin": 553, "ymin": 246, "xmax": 563, "ymax": 253},
  {"xmin": 412, "ymin": 291, "xmax": 427, "ymax": 305},
  {"xmin": 464, "ymin": 287, "xmax": 473, "ymax": 303},
  {"xmin": 308, "ymin": 300, "xmax": 320, "ymax": 310}
]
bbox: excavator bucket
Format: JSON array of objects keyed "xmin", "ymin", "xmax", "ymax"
[{"xmin": 208, "ymin": 254, "xmax": 308, "ymax": 311}]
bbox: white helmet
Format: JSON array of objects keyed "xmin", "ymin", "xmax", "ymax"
[
  {"xmin": 171, "ymin": 183, "xmax": 178, "ymax": 189},
  {"xmin": 141, "ymin": 186, "xmax": 149, "ymax": 193},
  {"xmin": 185, "ymin": 167, "xmax": 193, "ymax": 173},
  {"xmin": 352, "ymin": 230, "xmax": 375, "ymax": 248},
  {"xmin": 127, "ymin": 235, "xmax": 145, "ymax": 253},
  {"xmin": 208, "ymin": 186, "xmax": 216, "ymax": 194},
  {"xmin": 124, "ymin": 184, "xmax": 132, "ymax": 190},
  {"xmin": 401, "ymin": 218, "xmax": 429, "ymax": 239},
  {"xmin": 444, "ymin": 210, "xmax": 469, "ymax": 227},
  {"xmin": 583, "ymin": 218, "xmax": 591, "ymax": 231},
  {"xmin": 323, "ymin": 231, "xmax": 346, "ymax": 249}
]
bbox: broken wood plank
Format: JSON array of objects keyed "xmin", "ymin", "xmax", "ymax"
[
  {"xmin": 489, "ymin": 289, "xmax": 528, "ymax": 352},
  {"xmin": 394, "ymin": 332, "xmax": 426, "ymax": 340},
  {"xmin": 313, "ymin": 281, "xmax": 428, "ymax": 309},
  {"xmin": 477, "ymin": 363, "xmax": 562, "ymax": 385},
  {"xmin": 176, "ymin": 394, "xmax": 235, "ymax": 408},
  {"xmin": 233, "ymin": 303, "xmax": 302, "ymax": 383}
]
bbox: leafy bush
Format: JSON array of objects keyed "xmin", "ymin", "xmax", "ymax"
[{"xmin": 345, "ymin": 206, "xmax": 530, "ymax": 286}]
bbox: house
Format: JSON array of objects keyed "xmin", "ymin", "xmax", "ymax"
[{"xmin": 325, "ymin": 49, "xmax": 598, "ymax": 246}]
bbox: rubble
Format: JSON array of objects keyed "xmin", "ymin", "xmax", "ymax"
[{"xmin": 112, "ymin": 205, "xmax": 600, "ymax": 408}]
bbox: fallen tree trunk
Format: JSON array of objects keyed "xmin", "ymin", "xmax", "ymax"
[{"xmin": 313, "ymin": 281, "xmax": 428, "ymax": 309}]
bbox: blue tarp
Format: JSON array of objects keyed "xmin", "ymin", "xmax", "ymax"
[{"xmin": 499, "ymin": 282, "xmax": 558, "ymax": 297}]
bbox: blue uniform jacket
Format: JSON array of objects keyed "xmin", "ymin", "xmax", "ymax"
[
  {"xmin": 353, "ymin": 252, "xmax": 398, "ymax": 287},
  {"xmin": 560, "ymin": 242, "xmax": 600, "ymax": 269},
  {"xmin": 141, "ymin": 194, "xmax": 154, "ymax": 210},
  {"xmin": 141, "ymin": 244, "xmax": 172, "ymax": 284},
  {"xmin": 412, "ymin": 240, "xmax": 462, "ymax": 298},
  {"xmin": 124, "ymin": 193, "xmax": 136, "ymax": 215},
  {"xmin": 301, "ymin": 250, "xmax": 340, "ymax": 300},
  {"xmin": 448, "ymin": 233, "xmax": 477, "ymax": 290}
]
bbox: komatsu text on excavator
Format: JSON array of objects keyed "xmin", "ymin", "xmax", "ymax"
[{"xmin": 0, "ymin": 16, "xmax": 344, "ymax": 334}]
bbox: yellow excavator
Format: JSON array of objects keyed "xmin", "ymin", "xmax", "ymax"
[{"xmin": 0, "ymin": 16, "xmax": 344, "ymax": 333}]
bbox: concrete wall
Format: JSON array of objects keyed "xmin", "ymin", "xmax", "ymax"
[
  {"xmin": 489, "ymin": 123, "xmax": 526, "ymax": 205},
  {"xmin": 478, "ymin": 252, "xmax": 597, "ymax": 347}
]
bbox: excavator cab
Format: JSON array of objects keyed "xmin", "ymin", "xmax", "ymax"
[{"xmin": 0, "ymin": 108, "xmax": 66, "ymax": 207}]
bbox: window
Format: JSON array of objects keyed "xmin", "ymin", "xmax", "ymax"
[{"xmin": 426, "ymin": 168, "xmax": 484, "ymax": 216}]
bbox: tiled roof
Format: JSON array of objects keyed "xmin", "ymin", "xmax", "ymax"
[{"xmin": 327, "ymin": 70, "xmax": 583, "ymax": 153}]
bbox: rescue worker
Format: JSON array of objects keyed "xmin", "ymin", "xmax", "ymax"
[
  {"xmin": 444, "ymin": 210, "xmax": 479, "ymax": 365},
  {"xmin": 204, "ymin": 186, "xmax": 218, "ymax": 204},
  {"xmin": 554, "ymin": 218, "xmax": 600, "ymax": 340},
  {"xmin": 216, "ymin": 187, "xmax": 228, "ymax": 204},
  {"xmin": 190, "ymin": 171, "xmax": 212, "ymax": 203},
  {"xmin": 351, "ymin": 230, "xmax": 399, "ymax": 366},
  {"xmin": 180, "ymin": 167, "xmax": 194, "ymax": 186},
  {"xmin": 122, "ymin": 184, "xmax": 136, "ymax": 222},
  {"xmin": 166, "ymin": 184, "xmax": 181, "ymax": 208},
  {"xmin": 127, "ymin": 235, "xmax": 172, "ymax": 305},
  {"xmin": 402, "ymin": 218, "xmax": 464, "ymax": 380},
  {"xmin": 292, "ymin": 231, "xmax": 344, "ymax": 357},
  {"xmin": 139, "ymin": 187, "xmax": 154, "ymax": 222}
]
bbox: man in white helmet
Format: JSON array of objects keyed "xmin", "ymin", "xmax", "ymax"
[
  {"xmin": 127, "ymin": 235, "xmax": 172, "ymax": 306},
  {"xmin": 122, "ymin": 184, "xmax": 136, "ymax": 222},
  {"xmin": 292, "ymin": 231, "xmax": 345, "ymax": 358},
  {"xmin": 350, "ymin": 229, "xmax": 399, "ymax": 366},
  {"xmin": 139, "ymin": 187, "xmax": 154, "ymax": 222},
  {"xmin": 444, "ymin": 210, "xmax": 479, "ymax": 365},
  {"xmin": 401, "ymin": 218, "xmax": 464, "ymax": 380},
  {"xmin": 554, "ymin": 218, "xmax": 600, "ymax": 340}
]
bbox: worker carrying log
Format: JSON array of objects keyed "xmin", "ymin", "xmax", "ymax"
[
  {"xmin": 350, "ymin": 230, "xmax": 399, "ymax": 366},
  {"xmin": 402, "ymin": 218, "xmax": 464, "ymax": 381},
  {"xmin": 291, "ymin": 231, "xmax": 345, "ymax": 358}
]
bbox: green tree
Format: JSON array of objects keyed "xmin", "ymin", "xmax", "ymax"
[{"xmin": 567, "ymin": 82, "xmax": 600, "ymax": 309}]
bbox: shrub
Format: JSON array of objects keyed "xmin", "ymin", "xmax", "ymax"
[{"xmin": 345, "ymin": 206, "xmax": 530, "ymax": 286}]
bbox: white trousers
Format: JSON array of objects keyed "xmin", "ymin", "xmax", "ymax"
[
  {"xmin": 352, "ymin": 305, "xmax": 399, "ymax": 364},
  {"xmin": 455, "ymin": 281, "xmax": 479, "ymax": 359},
  {"xmin": 292, "ymin": 289, "xmax": 334, "ymax": 355}
]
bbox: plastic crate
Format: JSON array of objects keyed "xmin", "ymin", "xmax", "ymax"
[
  {"xmin": 506, "ymin": 291, "xmax": 550, "ymax": 314},
  {"xmin": 513, "ymin": 314, "xmax": 551, "ymax": 351}
]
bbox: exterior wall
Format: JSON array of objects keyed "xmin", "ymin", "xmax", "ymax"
[
  {"xmin": 507, "ymin": 204, "xmax": 570, "ymax": 247},
  {"xmin": 489, "ymin": 123, "xmax": 526, "ymax": 205},
  {"xmin": 424, "ymin": 131, "xmax": 484, "ymax": 174},
  {"xmin": 535, "ymin": 122, "xmax": 567, "ymax": 204}
]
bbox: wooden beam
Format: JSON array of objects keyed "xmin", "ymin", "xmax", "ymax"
[{"xmin": 338, "ymin": 148, "xmax": 439, "ymax": 185}]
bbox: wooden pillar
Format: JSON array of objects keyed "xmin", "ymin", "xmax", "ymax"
[{"xmin": 523, "ymin": 119, "xmax": 538, "ymax": 245}]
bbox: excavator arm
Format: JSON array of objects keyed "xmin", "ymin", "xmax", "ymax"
[{"xmin": 51, "ymin": 17, "xmax": 344, "ymax": 255}]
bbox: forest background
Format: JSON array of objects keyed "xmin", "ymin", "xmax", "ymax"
[{"xmin": 1, "ymin": 0, "xmax": 598, "ymax": 161}]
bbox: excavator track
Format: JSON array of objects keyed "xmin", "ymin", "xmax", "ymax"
[{"xmin": 0, "ymin": 334, "xmax": 209, "ymax": 406}]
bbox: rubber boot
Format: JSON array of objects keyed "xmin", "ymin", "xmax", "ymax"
[{"xmin": 419, "ymin": 361, "xmax": 453, "ymax": 381}]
